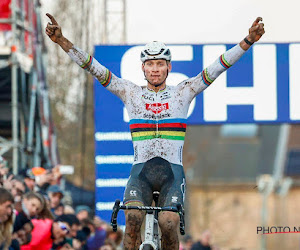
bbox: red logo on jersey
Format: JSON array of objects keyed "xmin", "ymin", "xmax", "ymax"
[{"xmin": 146, "ymin": 103, "xmax": 169, "ymax": 114}]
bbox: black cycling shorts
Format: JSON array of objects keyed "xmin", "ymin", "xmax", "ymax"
[{"xmin": 123, "ymin": 157, "xmax": 186, "ymax": 207}]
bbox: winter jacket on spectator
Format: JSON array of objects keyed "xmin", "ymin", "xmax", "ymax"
[{"xmin": 21, "ymin": 219, "xmax": 53, "ymax": 250}]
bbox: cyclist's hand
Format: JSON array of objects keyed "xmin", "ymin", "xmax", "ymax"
[
  {"xmin": 247, "ymin": 17, "xmax": 265, "ymax": 43},
  {"xmin": 45, "ymin": 13, "xmax": 63, "ymax": 43}
]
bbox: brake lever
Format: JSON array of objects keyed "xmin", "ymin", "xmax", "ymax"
[
  {"xmin": 111, "ymin": 199, "xmax": 121, "ymax": 232},
  {"xmin": 176, "ymin": 203, "xmax": 185, "ymax": 235}
]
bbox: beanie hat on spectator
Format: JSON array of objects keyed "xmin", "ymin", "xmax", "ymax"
[
  {"xmin": 47, "ymin": 185, "xmax": 64, "ymax": 197},
  {"xmin": 19, "ymin": 168, "xmax": 35, "ymax": 180},
  {"xmin": 75, "ymin": 205, "xmax": 91, "ymax": 215},
  {"xmin": 31, "ymin": 167, "xmax": 47, "ymax": 176}
]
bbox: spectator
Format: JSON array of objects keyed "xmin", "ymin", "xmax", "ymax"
[
  {"xmin": 54, "ymin": 203, "xmax": 65, "ymax": 218},
  {"xmin": 11, "ymin": 189, "xmax": 52, "ymax": 249},
  {"xmin": 19, "ymin": 169, "xmax": 35, "ymax": 192},
  {"xmin": 10, "ymin": 176, "xmax": 26, "ymax": 212},
  {"xmin": 0, "ymin": 187, "xmax": 14, "ymax": 250},
  {"xmin": 52, "ymin": 216, "xmax": 77, "ymax": 249},
  {"xmin": 33, "ymin": 168, "xmax": 53, "ymax": 195},
  {"xmin": 21, "ymin": 217, "xmax": 69, "ymax": 249},
  {"xmin": 0, "ymin": 157, "xmax": 8, "ymax": 187},
  {"xmin": 2, "ymin": 175, "xmax": 26, "ymax": 213},
  {"xmin": 20, "ymin": 195, "xmax": 53, "ymax": 249},
  {"xmin": 180, "ymin": 234, "xmax": 194, "ymax": 250},
  {"xmin": 105, "ymin": 227, "xmax": 123, "ymax": 249},
  {"xmin": 0, "ymin": 159, "xmax": 112, "ymax": 250},
  {"xmin": 51, "ymin": 165, "xmax": 63, "ymax": 185},
  {"xmin": 56, "ymin": 214, "xmax": 81, "ymax": 239},
  {"xmin": 75, "ymin": 205, "xmax": 91, "ymax": 221},
  {"xmin": 93, "ymin": 216, "xmax": 109, "ymax": 231},
  {"xmin": 72, "ymin": 230, "xmax": 89, "ymax": 250},
  {"xmin": 12, "ymin": 220, "xmax": 34, "ymax": 247},
  {"xmin": 81, "ymin": 218, "xmax": 106, "ymax": 250},
  {"xmin": 10, "ymin": 176, "xmax": 26, "ymax": 200},
  {"xmin": 36, "ymin": 194, "xmax": 53, "ymax": 220},
  {"xmin": 64, "ymin": 205, "xmax": 75, "ymax": 215},
  {"xmin": 52, "ymin": 219, "xmax": 72, "ymax": 249},
  {"xmin": 47, "ymin": 185, "xmax": 64, "ymax": 215},
  {"xmin": 20, "ymin": 198, "xmax": 59, "ymax": 250},
  {"xmin": 13, "ymin": 191, "xmax": 44, "ymax": 246},
  {"xmin": 18, "ymin": 192, "xmax": 43, "ymax": 217},
  {"xmin": 99, "ymin": 239, "xmax": 117, "ymax": 250},
  {"xmin": 191, "ymin": 230, "xmax": 212, "ymax": 250}
]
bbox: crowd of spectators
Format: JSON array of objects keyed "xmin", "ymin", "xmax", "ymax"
[
  {"xmin": 0, "ymin": 154, "xmax": 224, "ymax": 250},
  {"xmin": 179, "ymin": 230, "xmax": 221, "ymax": 250},
  {"xmin": 0, "ymin": 156, "xmax": 123, "ymax": 250}
]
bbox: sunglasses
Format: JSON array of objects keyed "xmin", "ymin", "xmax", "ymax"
[{"xmin": 58, "ymin": 221, "xmax": 70, "ymax": 234}]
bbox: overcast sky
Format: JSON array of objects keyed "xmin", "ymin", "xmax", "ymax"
[
  {"xmin": 42, "ymin": 0, "xmax": 300, "ymax": 45},
  {"xmin": 125, "ymin": 0, "xmax": 300, "ymax": 44}
]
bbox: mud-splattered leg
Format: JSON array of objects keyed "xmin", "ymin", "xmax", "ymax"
[
  {"xmin": 124, "ymin": 210, "xmax": 144, "ymax": 250},
  {"xmin": 159, "ymin": 211, "xmax": 180, "ymax": 250}
]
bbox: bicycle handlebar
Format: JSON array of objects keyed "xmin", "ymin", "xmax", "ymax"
[{"xmin": 110, "ymin": 199, "xmax": 185, "ymax": 235}]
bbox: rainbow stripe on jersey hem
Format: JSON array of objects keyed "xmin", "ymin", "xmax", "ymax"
[
  {"xmin": 124, "ymin": 200, "xmax": 144, "ymax": 206},
  {"xmin": 130, "ymin": 118, "xmax": 187, "ymax": 142}
]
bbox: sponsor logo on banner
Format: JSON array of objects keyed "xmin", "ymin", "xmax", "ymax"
[{"xmin": 146, "ymin": 103, "xmax": 169, "ymax": 114}]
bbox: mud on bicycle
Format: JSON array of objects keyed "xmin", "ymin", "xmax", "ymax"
[{"xmin": 111, "ymin": 191, "xmax": 185, "ymax": 250}]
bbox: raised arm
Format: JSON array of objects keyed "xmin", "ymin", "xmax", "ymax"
[
  {"xmin": 45, "ymin": 13, "xmax": 138, "ymax": 101},
  {"xmin": 202, "ymin": 17, "xmax": 265, "ymax": 85},
  {"xmin": 45, "ymin": 13, "xmax": 73, "ymax": 52},
  {"xmin": 179, "ymin": 17, "xmax": 265, "ymax": 98},
  {"xmin": 239, "ymin": 17, "xmax": 265, "ymax": 51}
]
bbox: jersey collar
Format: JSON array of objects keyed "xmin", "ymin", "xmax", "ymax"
[{"xmin": 146, "ymin": 85, "xmax": 167, "ymax": 93}]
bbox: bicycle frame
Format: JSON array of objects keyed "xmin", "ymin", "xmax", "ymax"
[
  {"xmin": 111, "ymin": 194, "xmax": 185, "ymax": 250},
  {"xmin": 140, "ymin": 210, "xmax": 160, "ymax": 249}
]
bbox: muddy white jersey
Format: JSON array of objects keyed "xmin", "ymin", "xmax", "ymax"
[{"xmin": 67, "ymin": 44, "xmax": 246, "ymax": 165}]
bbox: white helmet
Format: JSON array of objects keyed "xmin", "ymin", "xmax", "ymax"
[{"xmin": 140, "ymin": 41, "xmax": 171, "ymax": 63}]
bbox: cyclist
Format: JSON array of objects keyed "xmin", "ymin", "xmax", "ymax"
[{"xmin": 45, "ymin": 14, "xmax": 265, "ymax": 250}]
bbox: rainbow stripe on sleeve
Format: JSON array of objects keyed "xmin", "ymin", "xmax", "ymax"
[
  {"xmin": 219, "ymin": 54, "xmax": 232, "ymax": 69},
  {"xmin": 80, "ymin": 54, "xmax": 93, "ymax": 70},
  {"xmin": 100, "ymin": 69, "xmax": 112, "ymax": 88},
  {"xmin": 129, "ymin": 118, "xmax": 187, "ymax": 141},
  {"xmin": 201, "ymin": 68, "xmax": 214, "ymax": 86}
]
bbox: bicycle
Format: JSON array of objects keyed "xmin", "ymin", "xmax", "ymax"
[{"xmin": 111, "ymin": 191, "xmax": 185, "ymax": 250}]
